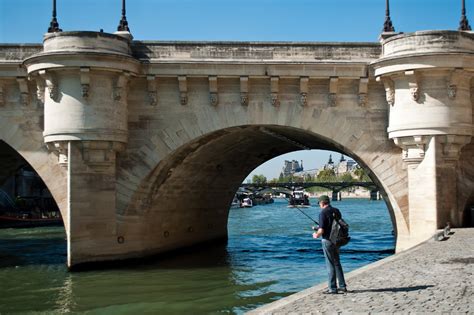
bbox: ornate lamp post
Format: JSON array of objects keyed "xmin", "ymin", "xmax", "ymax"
[
  {"xmin": 383, "ymin": 0, "xmax": 395, "ymax": 32},
  {"xmin": 47, "ymin": 0, "xmax": 62, "ymax": 33},
  {"xmin": 117, "ymin": 0, "xmax": 130, "ymax": 32},
  {"xmin": 459, "ymin": 0, "xmax": 472, "ymax": 31}
]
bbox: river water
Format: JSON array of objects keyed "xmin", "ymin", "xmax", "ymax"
[{"xmin": 0, "ymin": 198, "xmax": 394, "ymax": 314}]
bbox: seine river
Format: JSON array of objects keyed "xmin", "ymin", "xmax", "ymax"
[{"xmin": 0, "ymin": 198, "xmax": 394, "ymax": 314}]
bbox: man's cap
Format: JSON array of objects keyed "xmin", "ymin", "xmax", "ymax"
[{"xmin": 319, "ymin": 195, "xmax": 330, "ymax": 203}]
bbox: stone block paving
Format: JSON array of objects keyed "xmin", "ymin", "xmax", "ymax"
[{"xmin": 248, "ymin": 228, "xmax": 474, "ymax": 314}]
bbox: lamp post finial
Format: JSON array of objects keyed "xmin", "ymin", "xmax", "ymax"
[
  {"xmin": 47, "ymin": 0, "xmax": 62, "ymax": 33},
  {"xmin": 117, "ymin": 0, "xmax": 130, "ymax": 32},
  {"xmin": 383, "ymin": 0, "xmax": 395, "ymax": 33},
  {"xmin": 459, "ymin": 0, "xmax": 472, "ymax": 31}
]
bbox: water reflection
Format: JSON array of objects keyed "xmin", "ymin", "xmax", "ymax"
[{"xmin": 56, "ymin": 276, "xmax": 75, "ymax": 313}]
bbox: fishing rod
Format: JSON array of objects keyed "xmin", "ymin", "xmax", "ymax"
[
  {"xmin": 283, "ymin": 196, "xmax": 319, "ymax": 226},
  {"xmin": 249, "ymin": 187, "xmax": 319, "ymax": 226}
]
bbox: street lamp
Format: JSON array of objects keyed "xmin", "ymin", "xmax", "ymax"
[{"xmin": 47, "ymin": 0, "xmax": 62, "ymax": 33}]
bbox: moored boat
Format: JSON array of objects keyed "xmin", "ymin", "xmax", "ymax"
[
  {"xmin": 241, "ymin": 197, "xmax": 253, "ymax": 208},
  {"xmin": 0, "ymin": 215, "xmax": 62, "ymax": 228},
  {"xmin": 253, "ymin": 193, "xmax": 274, "ymax": 205},
  {"xmin": 288, "ymin": 190, "xmax": 310, "ymax": 208},
  {"xmin": 0, "ymin": 192, "xmax": 62, "ymax": 228},
  {"xmin": 230, "ymin": 195, "xmax": 241, "ymax": 209}
]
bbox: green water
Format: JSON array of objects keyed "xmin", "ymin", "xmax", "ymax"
[{"xmin": 0, "ymin": 199, "xmax": 394, "ymax": 314}]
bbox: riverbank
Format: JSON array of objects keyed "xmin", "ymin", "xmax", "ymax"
[{"xmin": 248, "ymin": 228, "xmax": 474, "ymax": 314}]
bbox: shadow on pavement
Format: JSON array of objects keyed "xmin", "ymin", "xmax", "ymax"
[{"xmin": 350, "ymin": 285, "xmax": 434, "ymax": 293}]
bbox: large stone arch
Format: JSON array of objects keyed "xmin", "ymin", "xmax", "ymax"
[
  {"xmin": 125, "ymin": 124, "xmax": 404, "ymax": 234},
  {"xmin": 116, "ymin": 75, "xmax": 410, "ymax": 256}
]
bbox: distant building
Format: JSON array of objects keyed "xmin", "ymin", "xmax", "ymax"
[
  {"xmin": 281, "ymin": 160, "xmax": 304, "ymax": 177},
  {"xmin": 323, "ymin": 154, "xmax": 335, "ymax": 170},
  {"xmin": 1, "ymin": 165, "xmax": 51, "ymax": 199},
  {"xmin": 319, "ymin": 154, "xmax": 357, "ymax": 175},
  {"xmin": 336, "ymin": 154, "xmax": 357, "ymax": 175}
]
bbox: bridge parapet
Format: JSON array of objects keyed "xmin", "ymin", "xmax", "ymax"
[
  {"xmin": 132, "ymin": 41, "xmax": 381, "ymax": 62},
  {"xmin": 380, "ymin": 30, "xmax": 474, "ymax": 59}
]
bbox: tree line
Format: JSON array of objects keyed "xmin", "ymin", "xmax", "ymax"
[{"xmin": 251, "ymin": 166, "xmax": 371, "ymax": 186}]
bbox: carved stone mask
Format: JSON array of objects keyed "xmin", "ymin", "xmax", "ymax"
[{"xmin": 410, "ymin": 87, "xmax": 419, "ymax": 101}]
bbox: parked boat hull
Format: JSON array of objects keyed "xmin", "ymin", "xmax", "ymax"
[{"xmin": 0, "ymin": 216, "xmax": 63, "ymax": 229}]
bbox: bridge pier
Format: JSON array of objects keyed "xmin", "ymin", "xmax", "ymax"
[
  {"xmin": 24, "ymin": 31, "xmax": 140, "ymax": 268},
  {"xmin": 66, "ymin": 141, "xmax": 126, "ymax": 267},
  {"xmin": 370, "ymin": 190, "xmax": 379, "ymax": 201},
  {"xmin": 331, "ymin": 191, "xmax": 341, "ymax": 202}
]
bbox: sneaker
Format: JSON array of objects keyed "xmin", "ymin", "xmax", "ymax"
[
  {"xmin": 322, "ymin": 290, "xmax": 338, "ymax": 294},
  {"xmin": 338, "ymin": 288, "xmax": 348, "ymax": 293}
]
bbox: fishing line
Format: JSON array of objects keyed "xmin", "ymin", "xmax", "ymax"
[
  {"xmin": 283, "ymin": 196, "xmax": 319, "ymax": 226},
  {"xmin": 251, "ymin": 187, "xmax": 319, "ymax": 226}
]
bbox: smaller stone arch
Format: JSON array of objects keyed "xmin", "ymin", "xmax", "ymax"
[
  {"xmin": 0, "ymin": 140, "xmax": 66, "ymax": 228},
  {"xmin": 457, "ymin": 139, "xmax": 474, "ymax": 227}
]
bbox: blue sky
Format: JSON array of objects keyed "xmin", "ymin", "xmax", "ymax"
[
  {"xmin": 0, "ymin": 0, "xmax": 463, "ymax": 43},
  {"xmin": 0, "ymin": 0, "xmax": 464, "ymax": 180}
]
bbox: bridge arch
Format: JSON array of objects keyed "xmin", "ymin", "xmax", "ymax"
[
  {"xmin": 0, "ymin": 140, "xmax": 67, "ymax": 225},
  {"xmin": 0, "ymin": 137, "xmax": 67, "ymax": 228},
  {"xmin": 119, "ymin": 122, "xmax": 409, "ymax": 255}
]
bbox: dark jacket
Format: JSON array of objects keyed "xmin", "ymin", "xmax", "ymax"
[{"xmin": 319, "ymin": 205, "xmax": 341, "ymax": 240}]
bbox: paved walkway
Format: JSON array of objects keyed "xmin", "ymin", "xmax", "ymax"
[{"xmin": 248, "ymin": 228, "xmax": 474, "ymax": 314}]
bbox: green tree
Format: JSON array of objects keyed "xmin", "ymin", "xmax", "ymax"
[
  {"xmin": 354, "ymin": 166, "xmax": 371, "ymax": 182},
  {"xmin": 338, "ymin": 172, "xmax": 354, "ymax": 182},
  {"xmin": 252, "ymin": 174, "xmax": 267, "ymax": 185},
  {"xmin": 269, "ymin": 177, "xmax": 279, "ymax": 184},
  {"xmin": 293, "ymin": 175, "xmax": 304, "ymax": 183},
  {"xmin": 316, "ymin": 168, "xmax": 337, "ymax": 182}
]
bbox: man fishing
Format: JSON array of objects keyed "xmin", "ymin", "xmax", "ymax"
[{"xmin": 312, "ymin": 195, "xmax": 347, "ymax": 294}]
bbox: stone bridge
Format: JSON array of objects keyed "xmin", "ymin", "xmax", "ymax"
[
  {"xmin": 0, "ymin": 28, "xmax": 473, "ymax": 268},
  {"xmin": 240, "ymin": 182, "xmax": 380, "ymax": 201}
]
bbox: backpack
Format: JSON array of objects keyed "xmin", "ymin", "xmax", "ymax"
[{"xmin": 329, "ymin": 208, "xmax": 351, "ymax": 247}]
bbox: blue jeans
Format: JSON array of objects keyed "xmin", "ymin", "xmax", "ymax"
[{"xmin": 321, "ymin": 239, "xmax": 346, "ymax": 292}]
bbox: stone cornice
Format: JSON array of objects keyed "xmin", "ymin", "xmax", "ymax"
[
  {"xmin": 0, "ymin": 62, "xmax": 27, "ymax": 77},
  {"xmin": 23, "ymin": 52, "xmax": 141, "ymax": 75},
  {"xmin": 372, "ymin": 53, "xmax": 474, "ymax": 77},
  {"xmin": 142, "ymin": 62, "xmax": 370, "ymax": 79}
]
